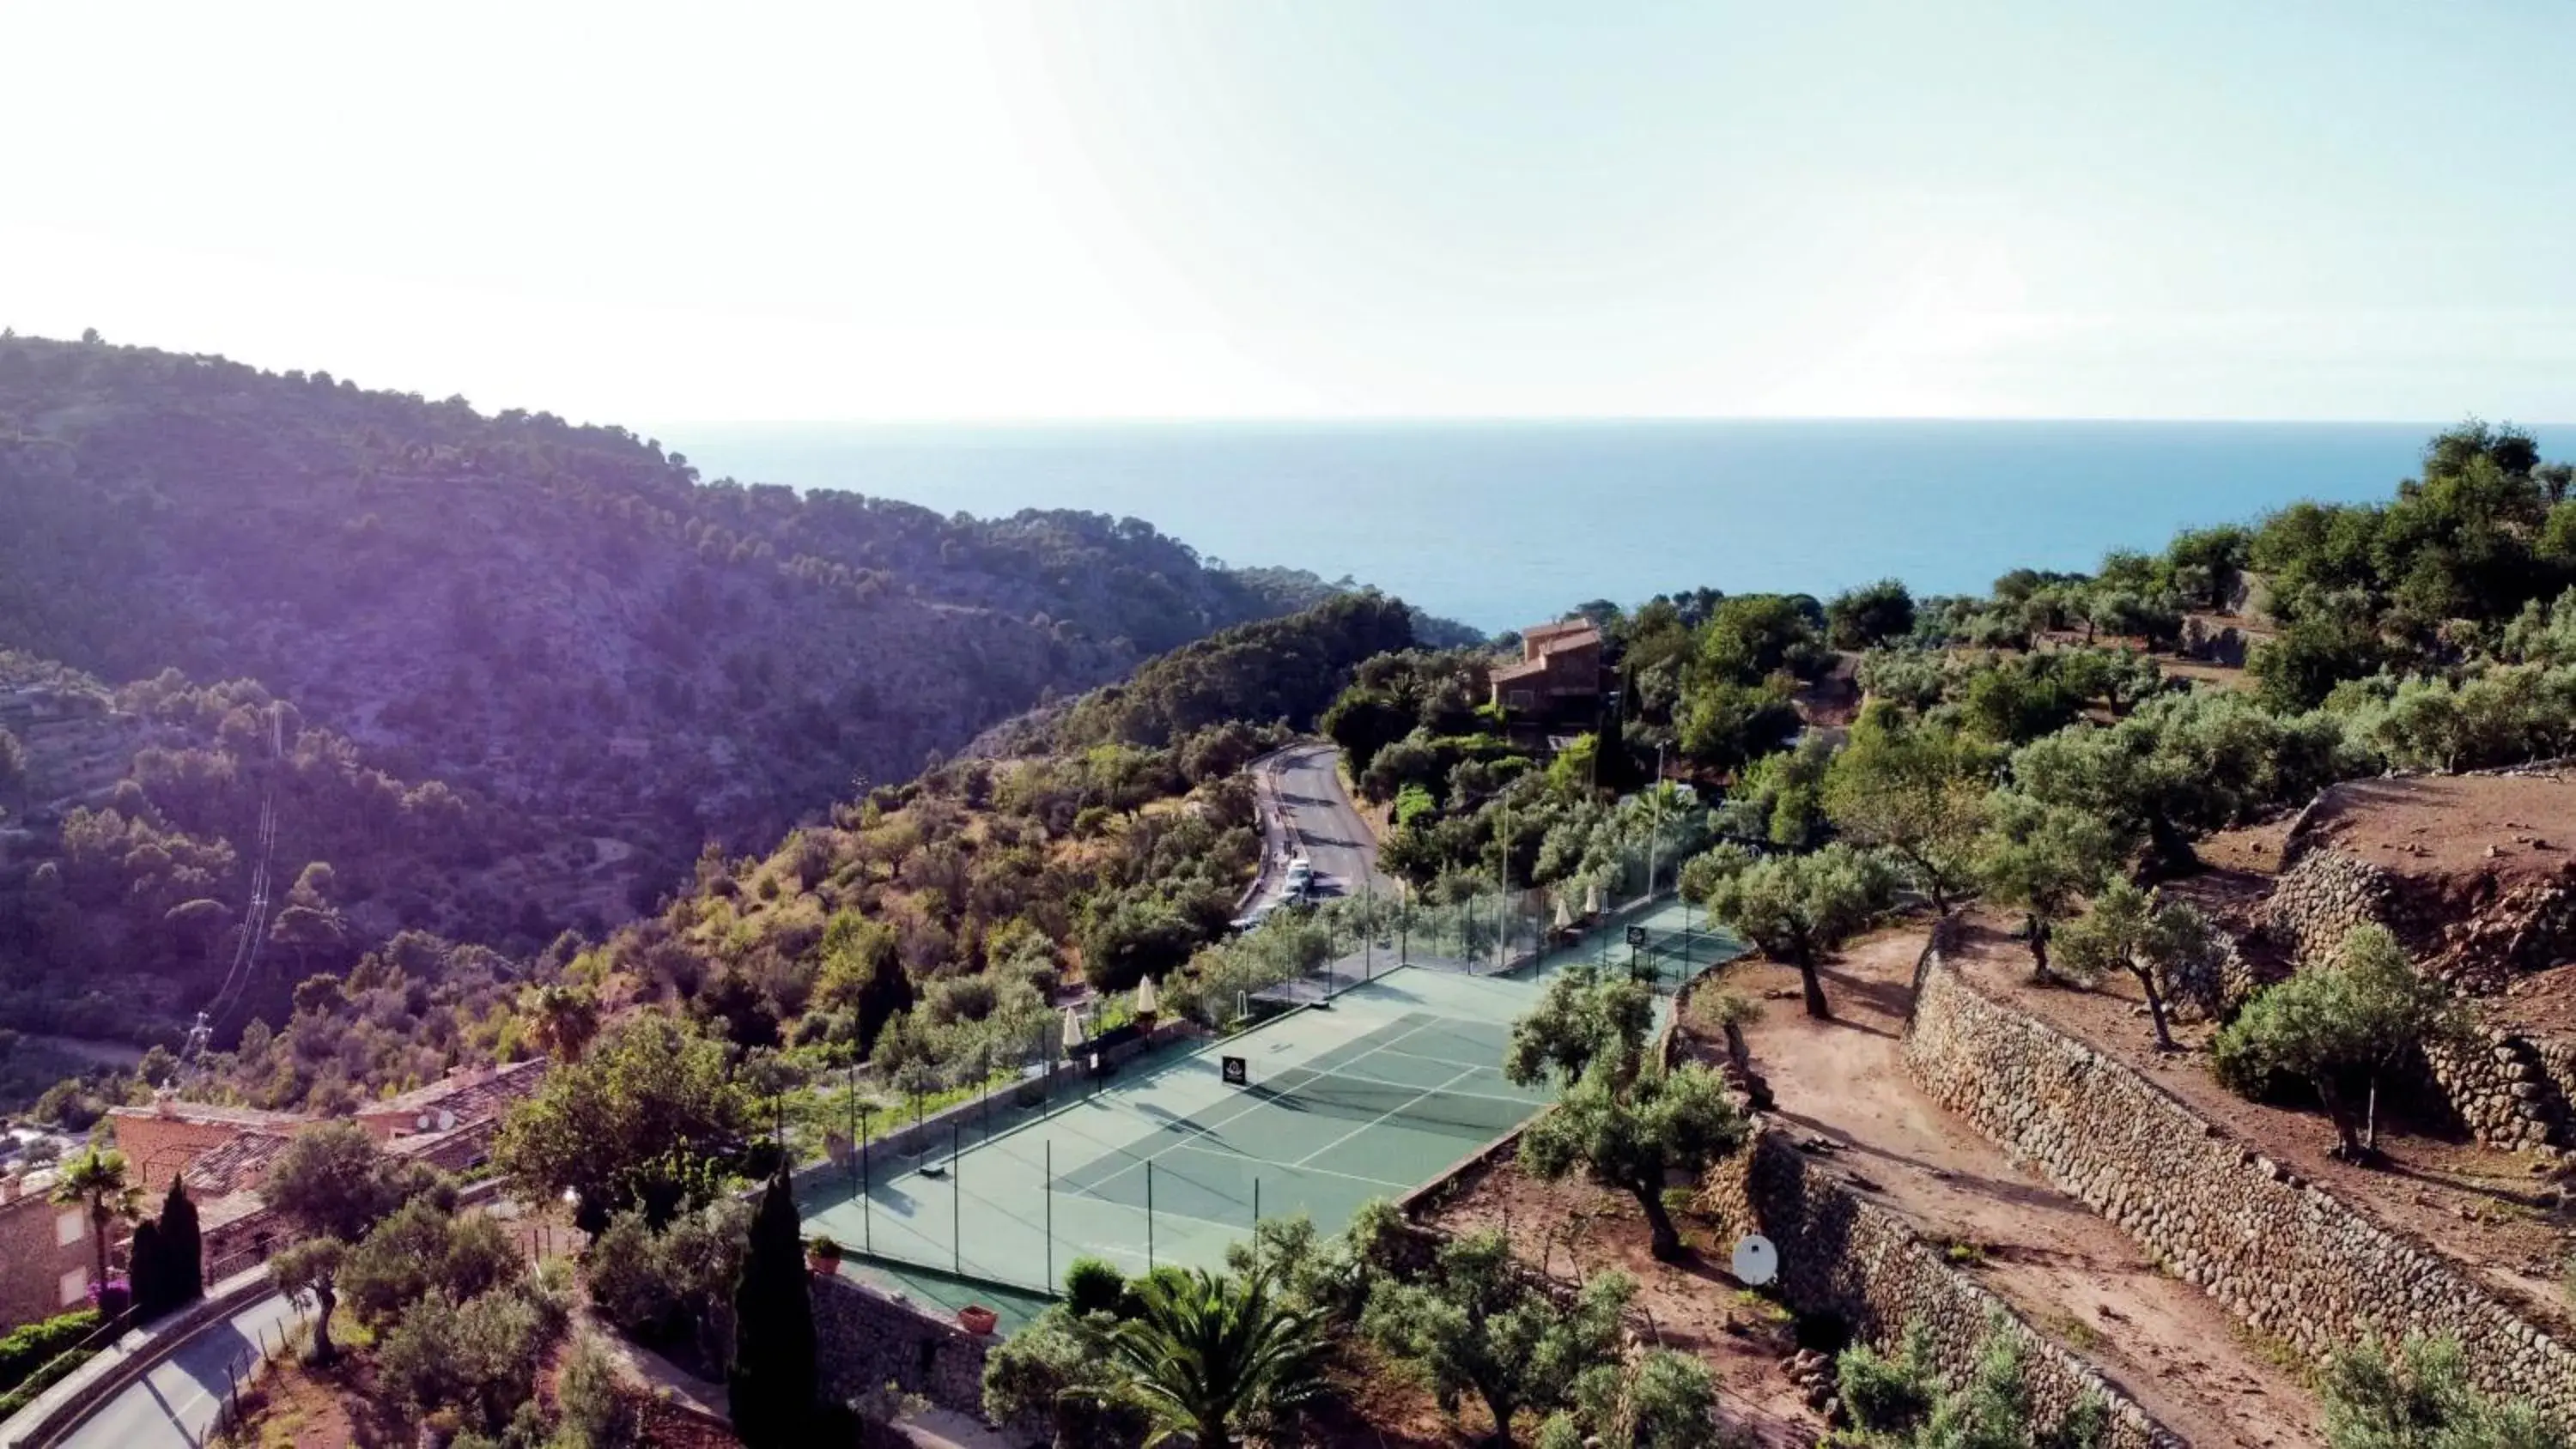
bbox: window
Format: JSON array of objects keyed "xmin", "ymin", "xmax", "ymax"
[
  {"xmin": 58, "ymin": 1267, "xmax": 88, "ymax": 1307},
  {"xmin": 55, "ymin": 1210, "xmax": 84, "ymax": 1247},
  {"xmin": 1507, "ymin": 689, "xmax": 1535, "ymax": 712}
]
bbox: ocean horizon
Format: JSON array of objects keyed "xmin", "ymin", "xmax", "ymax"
[{"xmin": 664, "ymin": 418, "xmax": 2559, "ymax": 633}]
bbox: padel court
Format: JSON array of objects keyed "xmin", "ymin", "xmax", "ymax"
[{"xmin": 799, "ymin": 964, "xmax": 1558, "ymax": 1299}]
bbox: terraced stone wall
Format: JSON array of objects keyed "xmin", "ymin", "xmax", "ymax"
[
  {"xmin": 1695, "ymin": 1125, "xmax": 2178, "ymax": 1449},
  {"xmin": 1905, "ymin": 961, "xmax": 2576, "ymax": 1426}
]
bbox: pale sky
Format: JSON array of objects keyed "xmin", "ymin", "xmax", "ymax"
[{"xmin": 6, "ymin": 2, "xmax": 2574, "ymax": 423}]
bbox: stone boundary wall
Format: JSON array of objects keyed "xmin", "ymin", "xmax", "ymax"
[
  {"xmin": 1905, "ymin": 961, "xmax": 2576, "ymax": 1425},
  {"xmin": 810, "ymin": 1270, "xmax": 989, "ymax": 1419},
  {"xmin": 1694, "ymin": 1127, "xmax": 2177, "ymax": 1449}
]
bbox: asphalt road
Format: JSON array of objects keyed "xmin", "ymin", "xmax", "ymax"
[
  {"xmin": 1260, "ymin": 742, "xmax": 1394, "ymax": 906},
  {"xmin": 58, "ymin": 1292, "xmax": 301, "ymax": 1449}
]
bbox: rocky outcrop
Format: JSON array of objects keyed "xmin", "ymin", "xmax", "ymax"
[
  {"xmin": 1905, "ymin": 962, "xmax": 2576, "ymax": 1428},
  {"xmin": 1695, "ymin": 1125, "xmax": 2178, "ymax": 1449}
]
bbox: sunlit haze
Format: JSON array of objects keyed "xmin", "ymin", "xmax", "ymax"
[{"xmin": 8, "ymin": 2, "xmax": 2574, "ymax": 423}]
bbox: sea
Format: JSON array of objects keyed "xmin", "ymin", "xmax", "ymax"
[{"xmin": 662, "ymin": 420, "xmax": 2506, "ymax": 634}]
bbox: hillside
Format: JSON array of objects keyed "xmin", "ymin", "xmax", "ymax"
[{"xmin": 0, "ymin": 334, "xmax": 1338, "ymax": 933}]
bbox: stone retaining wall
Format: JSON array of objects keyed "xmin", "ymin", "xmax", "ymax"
[
  {"xmin": 1694, "ymin": 1127, "xmax": 2177, "ymax": 1449},
  {"xmin": 1905, "ymin": 961, "xmax": 2576, "ymax": 1425},
  {"xmin": 2423, "ymin": 1026, "xmax": 2571, "ymax": 1155},
  {"xmin": 811, "ymin": 1270, "xmax": 990, "ymax": 1418},
  {"xmin": 2259, "ymin": 850, "xmax": 2395, "ymax": 967}
]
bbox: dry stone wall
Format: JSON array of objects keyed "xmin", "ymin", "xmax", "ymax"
[
  {"xmin": 811, "ymin": 1270, "xmax": 991, "ymax": 1417},
  {"xmin": 2259, "ymin": 850, "xmax": 2395, "ymax": 967},
  {"xmin": 1695, "ymin": 1125, "xmax": 2178, "ymax": 1449},
  {"xmin": 2423, "ymin": 1026, "xmax": 2572, "ymax": 1156},
  {"xmin": 1905, "ymin": 963, "xmax": 2576, "ymax": 1426}
]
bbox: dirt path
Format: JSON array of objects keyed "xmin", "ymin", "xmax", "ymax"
[{"xmin": 1725, "ymin": 926, "xmax": 2324, "ymax": 1449}]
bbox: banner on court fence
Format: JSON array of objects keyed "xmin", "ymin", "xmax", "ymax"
[{"xmin": 1221, "ymin": 1055, "xmax": 1247, "ymax": 1085}]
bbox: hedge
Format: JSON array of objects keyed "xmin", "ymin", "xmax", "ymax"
[
  {"xmin": 0, "ymin": 1345, "xmax": 97, "ymax": 1417},
  {"xmin": 0, "ymin": 1308, "xmax": 101, "ymax": 1395}
]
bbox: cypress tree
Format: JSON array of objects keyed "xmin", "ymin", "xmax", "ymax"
[
  {"xmin": 160, "ymin": 1178, "xmax": 203, "ymax": 1305},
  {"xmin": 129, "ymin": 1219, "xmax": 167, "ymax": 1317},
  {"xmin": 728, "ymin": 1167, "xmax": 817, "ymax": 1448}
]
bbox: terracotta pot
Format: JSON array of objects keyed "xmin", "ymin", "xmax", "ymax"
[
  {"xmin": 957, "ymin": 1304, "xmax": 999, "ymax": 1336},
  {"xmin": 807, "ymin": 1250, "xmax": 841, "ymax": 1276}
]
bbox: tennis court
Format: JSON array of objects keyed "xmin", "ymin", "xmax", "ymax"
[
  {"xmin": 1528, "ymin": 895, "xmax": 1741, "ymax": 997},
  {"xmin": 799, "ymin": 964, "xmax": 1555, "ymax": 1298}
]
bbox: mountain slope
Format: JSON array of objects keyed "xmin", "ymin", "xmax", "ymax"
[{"xmin": 0, "ymin": 334, "xmax": 1315, "ymax": 906}]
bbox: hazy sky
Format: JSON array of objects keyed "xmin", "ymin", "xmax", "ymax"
[{"xmin": 7, "ymin": 2, "xmax": 2573, "ymax": 423}]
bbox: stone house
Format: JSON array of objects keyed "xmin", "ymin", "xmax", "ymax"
[
  {"xmin": 107, "ymin": 1098, "xmax": 313, "ymax": 1194},
  {"xmin": 1490, "ymin": 620, "xmax": 1607, "ymax": 722},
  {"xmin": 0, "ymin": 1168, "xmax": 102, "ymax": 1333},
  {"xmin": 352, "ymin": 1059, "xmax": 546, "ymax": 1162}
]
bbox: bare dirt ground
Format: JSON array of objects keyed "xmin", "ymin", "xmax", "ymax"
[
  {"xmin": 1424, "ymin": 1159, "xmax": 1826, "ymax": 1448},
  {"xmin": 2300, "ymin": 773, "xmax": 2576, "ymax": 883},
  {"xmin": 1955, "ymin": 916, "xmax": 2576, "ymax": 1337},
  {"xmin": 1723, "ymin": 926, "xmax": 2325, "ymax": 1448}
]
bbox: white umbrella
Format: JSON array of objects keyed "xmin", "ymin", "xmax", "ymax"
[
  {"xmin": 1553, "ymin": 894, "xmax": 1575, "ymax": 931},
  {"xmin": 1583, "ymin": 881, "xmax": 1602, "ymax": 917},
  {"xmin": 1136, "ymin": 975, "xmax": 1159, "ymax": 1015},
  {"xmin": 1061, "ymin": 1006, "xmax": 1085, "ymax": 1052}
]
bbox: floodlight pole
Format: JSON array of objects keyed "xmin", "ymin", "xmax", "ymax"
[{"xmin": 952, "ymin": 1117, "xmax": 963, "ymax": 1276}]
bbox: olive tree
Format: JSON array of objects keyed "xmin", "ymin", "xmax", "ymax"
[
  {"xmin": 1363, "ymin": 1230, "xmax": 1634, "ymax": 1449},
  {"xmin": 1972, "ymin": 790, "xmax": 2132, "ymax": 984},
  {"xmin": 2214, "ymin": 925, "xmax": 2458, "ymax": 1161},
  {"xmin": 2050, "ymin": 880, "xmax": 2221, "ymax": 1051},
  {"xmin": 1691, "ymin": 843, "xmax": 1897, "ymax": 1019},
  {"xmin": 1821, "ymin": 706, "xmax": 1993, "ymax": 915}
]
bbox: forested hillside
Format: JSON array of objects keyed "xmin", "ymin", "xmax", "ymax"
[
  {"xmin": 0, "ymin": 335, "xmax": 1334, "ymax": 933},
  {"xmin": 58, "ymin": 595, "xmax": 1413, "ymax": 1118}
]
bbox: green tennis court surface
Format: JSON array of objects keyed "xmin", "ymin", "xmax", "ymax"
[
  {"xmin": 1527, "ymin": 896, "xmax": 1742, "ymax": 997},
  {"xmin": 799, "ymin": 965, "xmax": 1557, "ymax": 1300}
]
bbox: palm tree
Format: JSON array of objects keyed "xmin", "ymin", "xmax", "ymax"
[
  {"xmin": 1097, "ymin": 1266, "xmax": 1329, "ymax": 1449},
  {"xmin": 526, "ymin": 984, "xmax": 601, "ymax": 1063},
  {"xmin": 50, "ymin": 1148, "xmax": 140, "ymax": 1298}
]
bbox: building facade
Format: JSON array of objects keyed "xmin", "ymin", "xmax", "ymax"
[{"xmin": 0, "ymin": 1170, "xmax": 100, "ymax": 1332}]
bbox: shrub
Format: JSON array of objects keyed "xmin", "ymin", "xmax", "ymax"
[
  {"xmin": 0, "ymin": 1347, "xmax": 96, "ymax": 1417},
  {"xmin": 1063, "ymin": 1257, "xmax": 1127, "ymax": 1317},
  {"xmin": 0, "ymin": 1307, "xmax": 102, "ymax": 1395}
]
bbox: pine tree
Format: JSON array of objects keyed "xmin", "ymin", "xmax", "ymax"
[
  {"xmin": 160, "ymin": 1178, "xmax": 203, "ymax": 1306},
  {"xmin": 728, "ymin": 1167, "xmax": 817, "ymax": 1447}
]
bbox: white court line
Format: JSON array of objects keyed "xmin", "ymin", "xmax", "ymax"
[
  {"xmin": 1292, "ymin": 1062, "xmax": 1489, "ymax": 1169},
  {"xmin": 1151, "ymin": 1139, "xmax": 1415, "ymax": 1191},
  {"xmin": 1068, "ymin": 1016, "xmax": 1450, "ymax": 1200}
]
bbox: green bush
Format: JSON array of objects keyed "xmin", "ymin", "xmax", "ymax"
[
  {"xmin": 0, "ymin": 1346, "xmax": 98, "ymax": 1417},
  {"xmin": 0, "ymin": 1308, "xmax": 102, "ymax": 1395},
  {"xmin": 1062, "ymin": 1257, "xmax": 1126, "ymax": 1317}
]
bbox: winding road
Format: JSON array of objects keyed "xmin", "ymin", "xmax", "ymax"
[{"xmin": 1248, "ymin": 741, "xmax": 1394, "ymax": 910}]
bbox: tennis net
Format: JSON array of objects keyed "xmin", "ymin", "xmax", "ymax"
[{"xmin": 1242, "ymin": 1065, "xmax": 1552, "ymax": 1137}]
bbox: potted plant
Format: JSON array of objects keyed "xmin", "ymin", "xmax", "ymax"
[
  {"xmin": 806, "ymin": 1234, "xmax": 843, "ymax": 1276},
  {"xmin": 957, "ymin": 1303, "xmax": 999, "ymax": 1337}
]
